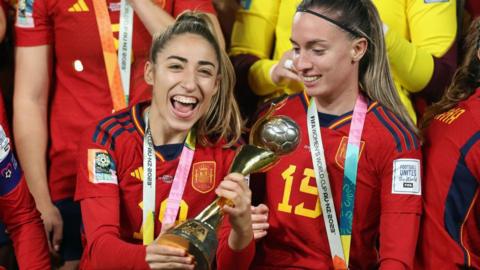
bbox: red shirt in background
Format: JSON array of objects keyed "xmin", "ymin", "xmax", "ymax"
[
  {"xmin": 416, "ymin": 88, "xmax": 480, "ymax": 269},
  {"xmin": 0, "ymin": 93, "xmax": 50, "ymax": 269}
]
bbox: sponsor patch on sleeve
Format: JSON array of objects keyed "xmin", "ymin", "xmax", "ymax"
[
  {"xmin": 0, "ymin": 126, "xmax": 22, "ymax": 195},
  {"xmin": 88, "ymin": 149, "xmax": 118, "ymax": 185},
  {"xmin": 0, "ymin": 126, "xmax": 10, "ymax": 162},
  {"xmin": 424, "ymin": 0, "xmax": 449, "ymax": 3},
  {"xmin": 392, "ymin": 159, "xmax": 421, "ymax": 195},
  {"xmin": 16, "ymin": 0, "xmax": 35, "ymax": 28}
]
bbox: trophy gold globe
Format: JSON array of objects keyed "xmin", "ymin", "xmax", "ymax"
[{"xmin": 157, "ymin": 98, "xmax": 300, "ymax": 270}]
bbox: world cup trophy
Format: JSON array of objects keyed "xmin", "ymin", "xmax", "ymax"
[{"xmin": 157, "ymin": 97, "xmax": 300, "ymax": 269}]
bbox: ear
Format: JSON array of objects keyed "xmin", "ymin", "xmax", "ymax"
[
  {"xmin": 144, "ymin": 61, "xmax": 154, "ymax": 85},
  {"xmin": 350, "ymin": 37, "xmax": 368, "ymax": 63}
]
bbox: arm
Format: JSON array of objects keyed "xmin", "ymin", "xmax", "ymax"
[
  {"xmin": 81, "ymin": 197, "xmax": 151, "ymax": 269},
  {"xmin": 229, "ymin": 0, "xmax": 281, "ymax": 97},
  {"xmin": 215, "ymin": 173, "xmax": 255, "ymax": 270},
  {"xmin": 378, "ymin": 147, "xmax": 423, "ymax": 269},
  {"xmin": 0, "ymin": 4, "xmax": 5, "ymax": 42},
  {"xmin": 378, "ymin": 0, "xmax": 457, "ymax": 101},
  {"xmin": 13, "ymin": 45, "xmax": 63, "ymax": 254},
  {"xmin": 129, "ymin": 0, "xmax": 225, "ymax": 48},
  {"xmin": 1, "ymin": 180, "xmax": 50, "ymax": 270},
  {"xmin": 128, "ymin": 0, "xmax": 175, "ymax": 35}
]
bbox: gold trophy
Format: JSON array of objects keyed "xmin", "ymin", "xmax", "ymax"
[{"xmin": 157, "ymin": 98, "xmax": 300, "ymax": 269}]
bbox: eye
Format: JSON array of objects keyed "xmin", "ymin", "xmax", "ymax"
[
  {"xmin": 168, "ymin": 64, "xmax": 183, "ymax": 71},
  {"xmin": 312, "ymin": 48, "xmax": 326, "ymax": 55},
  {"xmin": 198, "ymin": 68, "xmax": 214, "ymax": 77}
]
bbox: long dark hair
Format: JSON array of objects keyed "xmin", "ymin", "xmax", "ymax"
[{"xmin": 421, "ymin": 18, "xmax": 480, "ymax": 128}]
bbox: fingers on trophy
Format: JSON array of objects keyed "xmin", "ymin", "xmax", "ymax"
[{"xmin": 157, "ymin": 97, "xmax": 300, "ymax": 269}]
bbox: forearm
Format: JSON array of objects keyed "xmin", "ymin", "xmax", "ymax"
[
  {"xmin": 128, "ymin": 0, "xmax": 174, "ymax": 35},
  {"xmin": 13, "ymin": 46, "xmax": 52, "ymax": 209},
  {"xmin": 248, "ymin": 59, "xmax": 278, "ymax": 97},
  {"xmin": 385, "ymin": 30, "xmax": 435, "ymax": 92},
  {"xmin": 82, "ymin": 197, "xmax": 149, "ymax": 269},
  {"xmin": 379, "ymin": 212, "xmax": 421, "ymax": 270},
  {"xmin": 0, "ymin": 5, "xmax": 5, "ymax": 42},
  {"xmin": 3, "ymin": 181, "xmax": 50, "ymax": 269},
  {"xmin": 216, "ymin": 218, "xmax": 254, "ymax": 270},
  {"xmin": 87, "ymin": 232, "xmax": 149, "ymax": 269}
]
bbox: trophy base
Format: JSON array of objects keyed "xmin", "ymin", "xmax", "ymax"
[{"xmin": 157, "ymin": 220, "xmax": 218, "ymax": 270}]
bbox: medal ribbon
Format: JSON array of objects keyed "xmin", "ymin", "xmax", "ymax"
[
  {"xmin": 307, "ymin": 94, "xmax": 367, "ymax": 269},
  {"xmin": 92, "ymin": 0, "xmax": 129, "ymax": 111},
  {"xmin": 118, "ymin": 0, "xmax": 134, "ymax": 104},
  {"xmin": 142, "ymin": 110, "xmax": 196, "ymax": 245}
]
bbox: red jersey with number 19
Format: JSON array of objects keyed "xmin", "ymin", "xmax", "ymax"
[
  {"xmin": 415, "ymin": 88, "xmax": 480, "ymax": 269},
  {"xmin": 75, "ymin": 102, "xmax": 254, "ymax": 269},
  {"xmin": 251, "ymin": 93, "xmax": 422, "ymax": 270},
  {"xmin": 14, "ymin": 0, "xmax": 215, "ymax": 202}
]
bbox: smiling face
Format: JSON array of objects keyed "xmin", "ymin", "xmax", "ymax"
[
  {"xmin": 290, "ymin": 10, "xmax": 366, "ymax": 105},
  {"xmin": 145, "ymin": 33, "xmax": 220, "ymax": 143}
]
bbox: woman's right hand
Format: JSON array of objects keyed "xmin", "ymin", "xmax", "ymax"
[{"xmin": 145, "ymin": 243, "xmax": 195, "ymax": 270}]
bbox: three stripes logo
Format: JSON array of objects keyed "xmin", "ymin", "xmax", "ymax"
[
  {"xmin": 68, "ymin": 0, "xmax": 89, "ymax": 12},
  {"xmin": 131, "ymin": 167, "xmax": 144, "ymax": 181}
]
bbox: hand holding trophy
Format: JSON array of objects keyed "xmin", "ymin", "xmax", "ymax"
[{"xmin": 157, "ymin": 98, "xmax": 300, "ymax": 269}]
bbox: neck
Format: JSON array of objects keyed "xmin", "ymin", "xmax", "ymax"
[
  {"xmin": 146, "ymin": 106, "xmax": 188, "ymax": 146},
  {"xmin": 314, "ymin": 87, "xmax": 359, "ymax": 115}
]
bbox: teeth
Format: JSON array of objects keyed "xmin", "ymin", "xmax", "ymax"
[
  {"xmin": 302, "ymin": 76, "xmax": 320, "ymax": 82},
  {"xmin": 173, "ymin": 96, "xmax": 197, "ymax": 104}
]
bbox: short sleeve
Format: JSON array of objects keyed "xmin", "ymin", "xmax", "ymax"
[{"xmin": 15, "ymin": 0, "xmax": 53, "ymax": 46}]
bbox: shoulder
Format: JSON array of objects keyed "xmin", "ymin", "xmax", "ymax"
[
  {"xmin": 367, "ymin": 103, "xmax": 420, "ymax": 153},
  {"xmin": 85, "ymin": 106, "xmax": 138, "ymax": 151}
]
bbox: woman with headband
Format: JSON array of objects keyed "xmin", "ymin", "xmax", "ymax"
[{"xmin": 249, "ymin": 0, "xmax": 422, "ymax": 269}]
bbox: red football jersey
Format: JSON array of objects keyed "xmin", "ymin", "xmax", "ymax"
[
  {"xmin": 75, "ymin": 102, "xmax": 253, "ymax": 269},
  {"xmin": 251, "ymin": 93, "xmax": 422, "ymax": 270},
  {"xmin": 14, "ymin": 0, "xmax": 215, "ymax": 201},
  {"xmin": 0, "ymin": 93, "xmax": 50, "ymax": 269},
  {"xmin": 415, "ymin": 88, "xmax": 480, "ymax": 269}
]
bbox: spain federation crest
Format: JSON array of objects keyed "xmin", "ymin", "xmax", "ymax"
[
  {"xmin": 335, "ymin": 136, "xmax": 365, "ymax": 169},
  {"xmin": 191, "ymin": 161, "xmax": 216, "ymax": 193}
]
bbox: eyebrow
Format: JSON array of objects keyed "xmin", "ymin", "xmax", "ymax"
[
  {"xmin": 167, "ymin": 55, "xmax": 216, "ymax": 68},
  {"xmin": 289, "ymin": 38, "xmax": 327, "ymax": 46}
]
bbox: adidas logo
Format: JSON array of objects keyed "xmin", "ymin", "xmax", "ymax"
[
  {"xmin": 131, "ymin": 167, "xmax": 144, "ymax": 181},
  {"xmin": 68, "ymin": 0, "xmax": 89, "ymax": 12}
]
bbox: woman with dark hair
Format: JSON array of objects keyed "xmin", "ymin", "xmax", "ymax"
[
  {"xmin": 75, "ymin": 12, "xmax": 254, "ymax": 269},
  {"xmin": 250, "ymin": 0, "xmax": 422, "ymax": 269},
  {"xmin": 416, "ymin": 18, "xmax": 480, "ymax": 269}
]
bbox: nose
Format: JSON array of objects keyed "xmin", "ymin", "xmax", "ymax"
[
  {"xmin": 180, "ymin": 67, "xmax": 197, "ymax": 92},
  {"xmin": 293, "ymin": 50, "xmax": 312, "ymax": 74}
]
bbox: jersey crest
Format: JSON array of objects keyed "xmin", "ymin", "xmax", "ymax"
[
  {"xmin": 191, "ymin": 161, "xmax": 216, "ymax": 193},
  {"xmin": 335, "ymin": 136, "xmax": 366, "ymax": 169}
]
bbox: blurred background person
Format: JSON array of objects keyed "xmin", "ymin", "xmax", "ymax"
[{"xmin": 416, "ymin": 17, "xmax": 480, "ymax": 269}]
